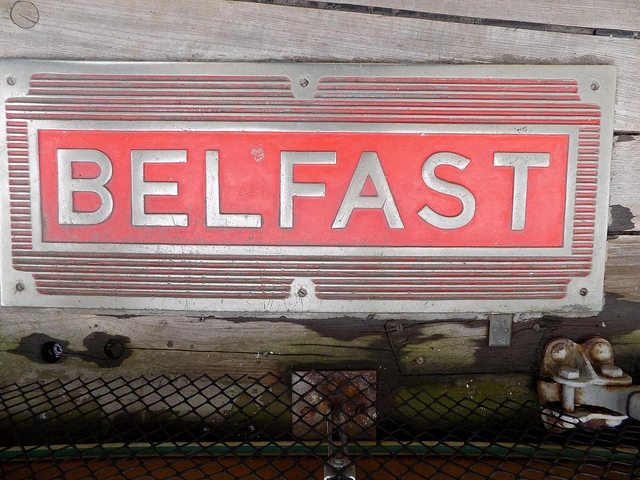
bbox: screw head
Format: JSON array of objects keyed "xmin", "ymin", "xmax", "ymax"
[
  {"xmin": 296, "ymin": 287, "xmax": 307, "ymax": 297},
  {"xmin": 6, "ymin": 76, "xmax": 16, "ymax": 86},
  {"xmin": 415, "ymin": 357, "xmax": 425, "ymax": 365},
  {"xmin": 331, "ymin": 455, "xmax": 347, "ymax": 466},
  {"xmin": 15, "ymin": 282, "xmax": 25, "ymax": 292},
  {"xmin": 590, "ymin": 81, "xmax": 600, "ymax": 91},
  {"xmin": 580, "ymin": 288, "xmax": 588, "ymax": 296},
  {"xmin": 41, "ymin": 341, "xmax": 63, "ymax": 363},
  {"xmin": 299, "ymin": 77, "xmax": 309, "ymax": 87}
]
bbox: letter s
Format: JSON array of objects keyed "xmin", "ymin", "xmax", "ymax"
[{"xmin": 418, "ymin": 152, "xmax": 476, "ymax": 229}]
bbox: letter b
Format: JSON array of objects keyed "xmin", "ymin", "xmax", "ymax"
[{"xmin": 57, "ymin": 149, "xmax": 114, "ymax": 225}]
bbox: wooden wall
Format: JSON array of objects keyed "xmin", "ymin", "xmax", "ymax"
[{"xmin": 0, "ymin": 1, "xmax": 639, "ymax": 404}]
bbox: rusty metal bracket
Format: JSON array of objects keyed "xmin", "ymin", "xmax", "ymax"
[
  {"xmin": 292, "ymin": 371, "xmax": 376, "ymax": 480},
  {"xmin": 324, "ymin": 408, "xmax": 356, "ymax": 480},
  {"xmin": 538, "ymin": 337, "xmax": 640, "ymax": 429}
]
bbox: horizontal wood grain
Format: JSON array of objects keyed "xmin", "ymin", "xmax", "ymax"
[
  {"xmin": 0, "ymin": 0, "xmax": 638, "ymax": 131},
  {"xmin": 1, "ymin": 236, "xmax": 639, "ymax": 384},
  {"xmin": 331, "ymin": 0, "xmax": 640, "ymax": 32}
]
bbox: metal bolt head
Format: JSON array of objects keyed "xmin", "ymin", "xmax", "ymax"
[
  {"xmin": 580, "ymin": 288, "xmax": 588, "ymax": 296},
  {"xmin": 297, "ymin": 287, "xmax": 307, "ymax": 297},
  {"xmin": 558, "ymin": 365, "xmax": 580, "ymax": 380},
  {"xmin": 590, "ymin": 341, "xmax": 612, "ymax": 362},
  {"xmin": 299, "ymin": 77, "xmax": 309, "ymax": 87},
  {"xmin": 10, "ymin": 1, "xmax": 39, "ymax": 29},
  {"xmin": 590, "ymin": 81, "xmax": 600, "ymax": 91},
  {"xmin": 15, "ymin": 282, "xmax": 25, "ymax": 292},
  {"xmin": 550, "ymin": 343, "xmax": 569, "ymax": 362},
  {"xmin": 104, "ymin": 339, "xmax": 125, "ymax": 360},
  {"xmin": 41, "ymin": 341, "xmax": 63, "ymax": 363},
  {"xmin": 415, "ymin": 357, "xmax": 425, "ymax": 365},
  {"xmin": 6, "ymin": 76, "xmax": 16, "ymax": 86},
  {"xmin": 600, "ymin": 364, "xmax": 623, "ymax": 379}
]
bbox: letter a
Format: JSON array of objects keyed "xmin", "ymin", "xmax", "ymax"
[{"xmin": 332, "ymin": 152, "xmax": 404, "ymax": 229}]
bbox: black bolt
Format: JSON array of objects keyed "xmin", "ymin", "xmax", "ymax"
[
  {"xmin": 104, "ymin": 339, "xmax": 125, "ymax": 360},
  {"xmin": 580, "ymin": 288, "xmax": 588, "ymax": 296},
  {"xmin": 41, "ymin": 342, "xmax": 63, "ymax": 363}
]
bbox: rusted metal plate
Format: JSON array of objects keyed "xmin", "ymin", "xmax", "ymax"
[
  {"xmin": 291, "ymin": 370, "xmax": 377, "ymax": 440},
  {"xmin": 0, "ymin": 62, "xmax": 615, "ymax": 315}
]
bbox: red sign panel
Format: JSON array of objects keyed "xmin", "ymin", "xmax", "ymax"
[
  {"xmin": 39, "ymin": 130, "xmax": 568, "ymax": 248},
  {"xmin": 0, "ymin": 62, "xmax": 616, "ymax": 314}
]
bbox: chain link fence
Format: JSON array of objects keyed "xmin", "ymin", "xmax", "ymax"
[{"xmin": 1, "ymin": 371, "xmax": 639, "ymax": 479}]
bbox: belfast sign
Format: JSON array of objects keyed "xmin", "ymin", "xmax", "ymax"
[{"xmin": 0, "ymin": 62, "xmax": 616, "ymax": 315}]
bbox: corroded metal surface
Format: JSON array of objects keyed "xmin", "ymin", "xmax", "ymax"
[{"xmin": 291, "ymin": 370, "xmax": 377, "ymax": 440}]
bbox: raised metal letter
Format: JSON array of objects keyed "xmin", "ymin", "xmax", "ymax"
[
  {"xmin": 280, "ymin": 151, "xmax": 336, "ymax": 228},
  {"xmin": 418, "ymin": 152, "xmax": 476, "ymax": 229},
  {"xmin": 206, "ymin": 151, "xmax": 262, "ymax": 228},
  {"xmin": 57, "ymin": 149, "xmax": 113, "ymax": 225},
  {"xmin": 493, "ymin": 153, "xmax": 551, "ymax": 230},
  {"xmin": 131, "ymin": 150, "xmax": 188, "ymax": 227},
  {"xmin": 332, "ymin": 152, "xmax": 404, "ymax": 229}
]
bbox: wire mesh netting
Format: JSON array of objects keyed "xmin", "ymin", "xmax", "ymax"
[{"xmin": 1, "ymin": 371, "xmax": 639, "ymax": 479}]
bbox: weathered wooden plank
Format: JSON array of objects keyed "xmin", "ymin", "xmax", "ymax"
[
  {"xmin": 611, "ymin": 135, "xmax": 640, "ymax": 232},
  {"xmin": 332, "ymin": 0, "xmax": 640, "ymax": 32},
  {"xmin": 389, "ymin": 235, "xmax": 640, "ymax": 374},
  {"xmin": 0, "ymin": 313, "xmax": 397, "ymax": 384},
  {"xmin": 0, "ymin": 0, "xmax": 638, "ymax": 131},
  {"xmin": 1, "ymin": 236, "xmax": 639, "ymax": 384},
  {"xmin": 606, "ymin": 235, "xmax": 640, "ymax": 302}
]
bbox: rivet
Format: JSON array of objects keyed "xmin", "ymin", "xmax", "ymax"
[
  {"xmin": 41, "ymin": 341, "xmax": 63, "ymax": 363},
  {"xmin": 10, "ymin": 1, "xmax": 39, "ymax": 29},
  {"xmin": 297, "ymin": 287, "xmax": 307, "ymax": 297},
  {"xmin": 580, "ymin": 288, "xmax": 588, "ymax": 296},
  {"xmin": 590, "ymin": 81, "xmax": 600, "ymax": 91},
  {"xmin": 299, "ymin": 77, "xmax": 309, "ymax": 87},
  {"xmin": 15, "ymin": 282, "xmax": 25, "ymax": 292}
]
